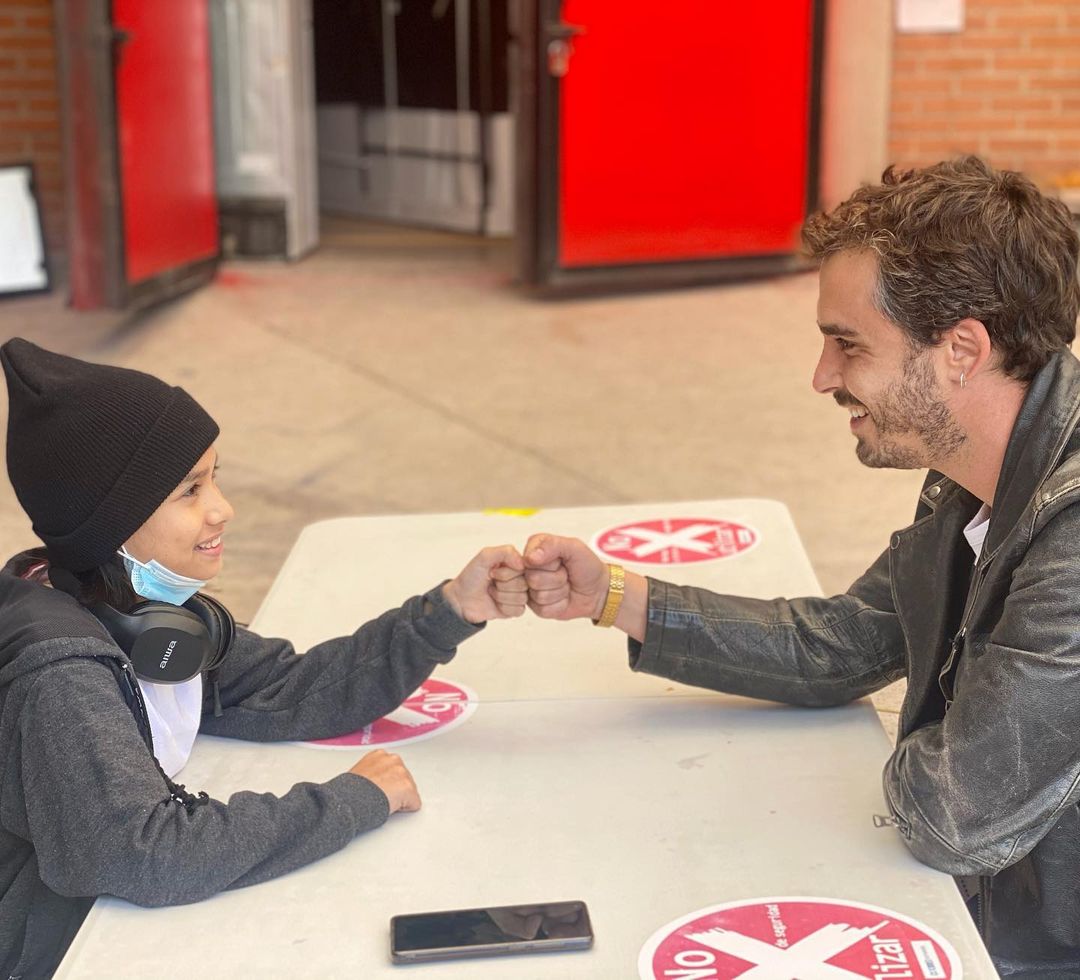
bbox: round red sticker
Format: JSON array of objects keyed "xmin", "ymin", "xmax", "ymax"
[
  {"xmin": 304, "ymin": 678, "xmax": 477, "ymax": 749},
  {"xmin": 594, "ymin": 518, "xmax": 758, "ymax": 565},
  {"xmin": 639, "ymin": 897, "xmax": 962, "ymax": 979}
]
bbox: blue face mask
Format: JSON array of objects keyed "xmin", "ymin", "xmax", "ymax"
[{"xmin": 118, "ymin": 548, "xmax": 207, "ymax": 606}]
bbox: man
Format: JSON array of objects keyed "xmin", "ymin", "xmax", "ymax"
[{"xmin": 513, "ymin": 156, "xmax": 1080, "ymax": 976}]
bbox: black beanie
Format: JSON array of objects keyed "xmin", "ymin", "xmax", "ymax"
[{"xmin": 1, "ymin": 338, "xmax": 219, "ymax": 572}]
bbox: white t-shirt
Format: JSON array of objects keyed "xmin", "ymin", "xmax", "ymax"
[
  {"xmin": 963, "ymin": 503, "xmax": 992, "ymax": 562},
  {"xmin": 138, "ymin": 675, "xmax": 203, "ymax": 777}
]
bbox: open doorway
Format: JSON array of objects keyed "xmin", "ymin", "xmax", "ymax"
[
  {"xmin": 208, "ymin": 0, "xmax": 821, "ymax": 295},
  {"xmin": 312, "ymin": 0, "xmax": 512, "ymax": 238}
]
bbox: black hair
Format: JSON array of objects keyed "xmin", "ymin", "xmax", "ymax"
[
  {"xmin": 802, "ymin": 155, "xmax": 1080, "ymax": 382},
  {"xmin": 74, "ymin": 554, "xmax": 140, "ymax": 611},
  {"xmin": 2, "ymin": 548, "xmax": 139, "ymax": 611}
]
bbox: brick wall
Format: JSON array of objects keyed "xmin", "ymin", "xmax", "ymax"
[
  {"xmin": 889, "ymin": 0, "xmax": 1080, "ymax": 186},
  {"xmin": 0, "ymin": 0, "xmax": 65, "ymax": 274}
]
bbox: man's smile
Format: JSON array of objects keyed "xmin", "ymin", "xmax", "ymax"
[{"xmin": 834, "ymin": 392, "xmax": 871, "ymax": 430}]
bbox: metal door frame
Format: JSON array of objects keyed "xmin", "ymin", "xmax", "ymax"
[{"xmin": 514, "ymin": 0, "xmax": 826, "ymax": 295}]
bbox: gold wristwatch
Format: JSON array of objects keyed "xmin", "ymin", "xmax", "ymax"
[{"xmin": 592, "ymin": 563, "xmax": 625, "ymax": 628}]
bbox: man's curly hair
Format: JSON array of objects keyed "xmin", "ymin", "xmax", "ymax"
[{"xmin": 802, "ymin": 155, "xmax": 1080, "ymax": 382}]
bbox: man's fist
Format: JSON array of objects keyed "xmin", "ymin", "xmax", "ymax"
[{"xmin": 522, "ymin": 533, "xmax": 609, "ymax": 621}]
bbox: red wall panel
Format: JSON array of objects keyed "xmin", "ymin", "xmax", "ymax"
[
  {"xmin": 558, "ymin": 1, "xmax": 814, "ymax": 267},
  {"xmin": 113, "ymin": 0, "xmax": 217, "ymax": 285}
]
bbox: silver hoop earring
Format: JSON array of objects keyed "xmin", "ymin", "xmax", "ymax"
[{"xmin": 959, "ymin": 372, "xmax": 967, "ymax": 389}]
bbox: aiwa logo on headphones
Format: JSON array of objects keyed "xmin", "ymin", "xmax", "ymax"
[{"xmin": 159, "ymin": 639, "xmax": 178, "ymax": 671}]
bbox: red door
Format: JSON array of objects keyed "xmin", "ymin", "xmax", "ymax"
[
  {"xmin": 518, "ymin": 0, "xmax": 821, "ymax": 291},
  {"xmin": 113, "ymin": 0, "xmax": 218, "ymax": 295}
]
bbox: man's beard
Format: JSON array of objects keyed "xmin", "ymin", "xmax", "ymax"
[{"xmin": 842, "ymin": 348, "xmax": 967, "ymax": 470}]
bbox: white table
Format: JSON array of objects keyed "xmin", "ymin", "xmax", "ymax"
[{"xmin": 56, "ymin": 501, "xmax": 1000, "ymax": 978}]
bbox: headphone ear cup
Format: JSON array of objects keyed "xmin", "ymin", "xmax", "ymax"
[
  {"xmin": 183, "ymin": 593, "xmax": 235, "ymax": 672},
  {"xmin": 90, "ymin": 600, "xmax": 141, "ymax": 656},
  {"xmin": 93, "ymin": 600, "xmax": 211, "ymax": 682}
]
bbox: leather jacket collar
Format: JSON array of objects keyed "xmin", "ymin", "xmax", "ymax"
[{"xmin": 985, "ymin": 351, "xmax": 1080, "ymax": 559}]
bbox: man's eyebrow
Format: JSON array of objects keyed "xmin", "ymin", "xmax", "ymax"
[{"xmin": 818, "ymin": 322, "xmax": 860, "ymax": 339}]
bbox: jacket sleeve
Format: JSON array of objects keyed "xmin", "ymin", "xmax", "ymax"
[
  {"xmin": 17, "ymin": 658, "xmax": 391, "ymax": 907},
  {"xmin": 883, "ymin": 504, "xmax": 1080, "ymax": 876},
  {"xmin": 628, "ymin": 545, "xmax": 906, "ymax": 707},
  {"xmin": 199, "ymin": 582, "xmax": 483, "ymax": 741}
]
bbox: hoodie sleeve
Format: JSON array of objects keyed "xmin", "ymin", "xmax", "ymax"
[
  {"xmin": 16, "ymin": 657, "xmax": 390, "ymax": 907},
  {"xmin": 199, "ymin": 582, "xmax": 483, "ymax": 741}
]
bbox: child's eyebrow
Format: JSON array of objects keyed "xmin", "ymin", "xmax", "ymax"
[{"xmin": 180, "ymin": 453, "xmax": 219, "ymax": 485}]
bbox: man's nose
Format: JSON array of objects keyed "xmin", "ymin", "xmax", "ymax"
[{"xmin": 812, "ymin": 342, "xmax": 840, "ymax": 395}]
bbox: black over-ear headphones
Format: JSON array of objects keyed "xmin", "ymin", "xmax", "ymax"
[
  {"xmin": 91, "ymin": 593, "xmax": 234, "ymax": 683},
  {"xmin": 48, "ymin": 565, "xmax": 235, "ymax": 684}
]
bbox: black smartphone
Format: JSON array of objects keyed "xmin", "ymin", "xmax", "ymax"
[{"xmin": 390, "ymin": 899, "xmax": 593, "ymax": 964}]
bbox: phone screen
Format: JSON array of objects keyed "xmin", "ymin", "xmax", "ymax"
[{"xmin": 390, "ymin": 900, "xmax": 593, "ymax": 962}]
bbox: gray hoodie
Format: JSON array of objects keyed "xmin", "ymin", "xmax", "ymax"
[{"xmin": 0, "ymin": 573, "xmax": 481, "ymax": 978}]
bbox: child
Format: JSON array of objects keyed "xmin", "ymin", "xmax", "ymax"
[{"xmin": 0, "ymin": 338, "xmax": 526, "ymax": 977}]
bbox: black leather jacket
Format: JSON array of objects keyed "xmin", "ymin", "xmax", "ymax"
[{"xmin": 631, "ymin": 350, "xmax": 1080, "ymax": 977}]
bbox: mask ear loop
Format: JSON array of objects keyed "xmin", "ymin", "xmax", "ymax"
[{"xmin": 117, "ymin": 545, "xmax": 144, "ymax": 569}]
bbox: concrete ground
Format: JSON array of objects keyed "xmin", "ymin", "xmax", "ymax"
[{"xmin": 0, "ymin": 218, "xmax": 929, "ymax": 739}]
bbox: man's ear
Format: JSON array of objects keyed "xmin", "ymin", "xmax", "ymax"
[{"xmin": 941, "ymin": 318, "xmax": 992, "ymax": 386}]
